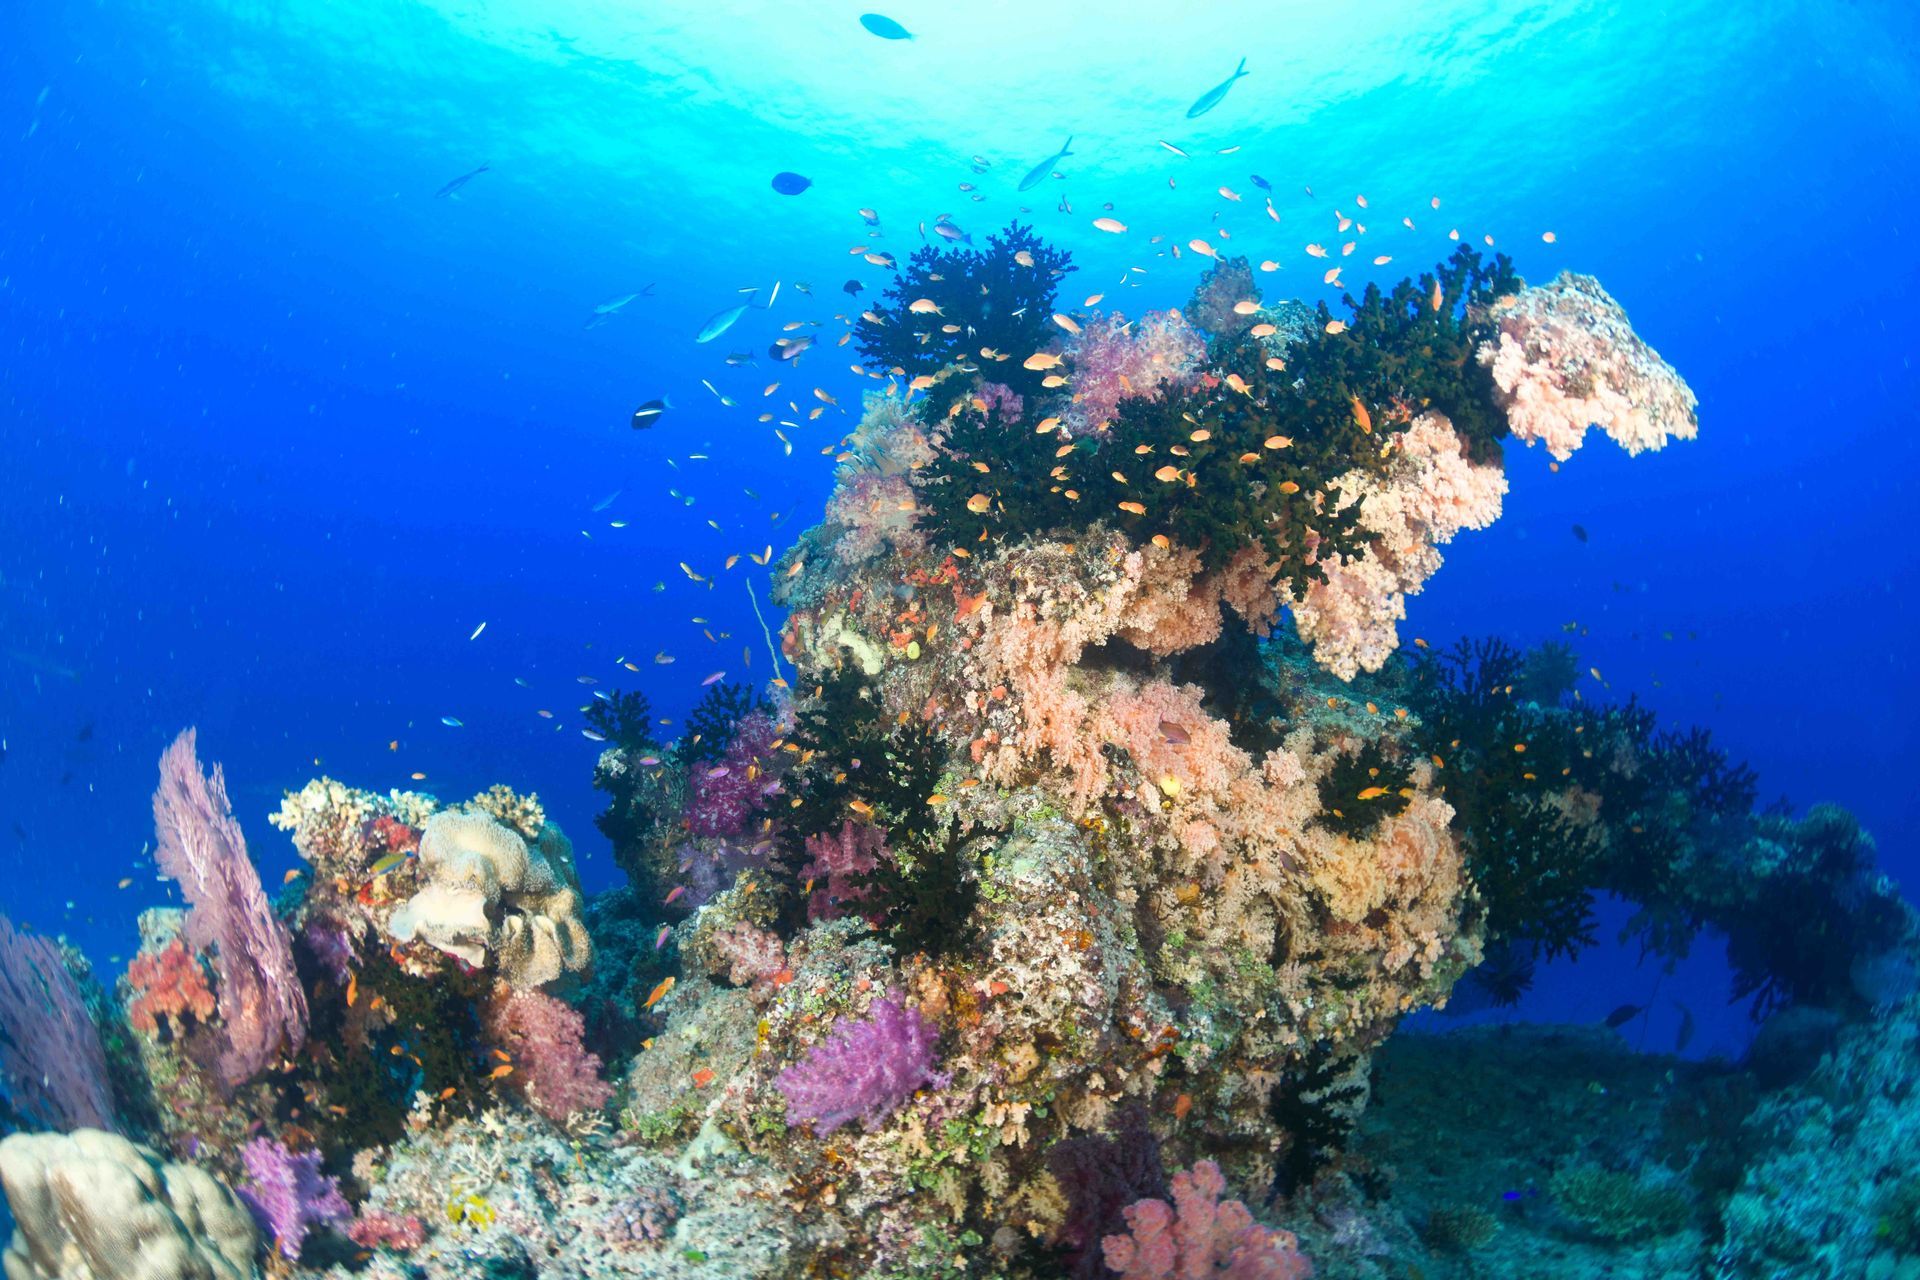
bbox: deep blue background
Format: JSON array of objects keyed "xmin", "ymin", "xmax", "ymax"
[{"xmin": 2, "ymin": 0, "xmax": 1915, "ymax": 1062}]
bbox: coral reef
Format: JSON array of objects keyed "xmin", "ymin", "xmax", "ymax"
[{"xmin": 8, "ymin": 225, "xmax": 1915, "ymax": 1280}]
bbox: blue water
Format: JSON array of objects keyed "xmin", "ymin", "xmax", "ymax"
[{"xmin": 3, "ymin": 0, "xmax": 1916, "ymax": 1060}]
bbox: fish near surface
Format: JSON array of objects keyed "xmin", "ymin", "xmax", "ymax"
[
  {"xmin": 859, "ymin": 12, "xmax": 913, "ymax": 39},
  {"xmin": 1019, "ymin": 136, "xmax": 1073, "ymax": 192},
  {"xmin": 1187, "ymin": 57, "xmax": 1248, "ymax": 118}
]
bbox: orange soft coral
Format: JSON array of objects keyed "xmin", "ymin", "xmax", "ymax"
[{"xmin": 126, "ymin": 937, "xmax": 217, "ymax": 1036}]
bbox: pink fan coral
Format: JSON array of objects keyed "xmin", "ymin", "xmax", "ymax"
[
  {"xmin": 1291, "ymin": 412, "xmax": 1508, "ymax": 679},
  {"xmin": 1103, "ymin": 1160, "xmax": 1313, "ymax": 1280},
  {"xmin": 153, "ymin": 728, "xmax": 307, "ymax": 1088},
  {"xmin": 1477, "ymin": 272, "xmax": 1698, "ymax": 460}
]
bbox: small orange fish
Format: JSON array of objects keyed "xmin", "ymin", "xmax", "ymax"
[
  {"xmin": 438, "ymin": 1086, "xmax": 458, "ymax": 1100},
  {"xmin": 1356, "ymin": 786, "xmax": 1390, "ymax": 801},
  {"xmin": 1324, "ymin": 319, "xmax": 1348, "ymax": 335},
  {"xmin": 1117, "ymin": 500, "xmax": 1147, "ymax": 516},
  {"xmin": 346, "ymin": 973, "xmax": 358, "ymax": 1007},
  {"xmin": 487, "ymin": 1064, "xmax": 515, "ymax": 1080},
  {"xmin": 644, "ymin": 976, "xmax": 676, "ymax": 1010},
  {"xmin": 1350, "ymin": 396, "xmax": 1372, "ymax": 433},
  {"xmin": 1305, "ymin": 243, "xmax": 1328, "ymax": 258},
  {"xmin": 1430, "ymin": 278, "xmax": 1444, "ymax": 312},
  {"xmin": 1172, "ymin": 1093, "xmax": 1193, "ymax": 1121}
]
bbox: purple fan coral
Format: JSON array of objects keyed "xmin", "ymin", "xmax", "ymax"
[
  {"xmin": 237, "ymin": 1136, "xmax": 350, "ymax": 1260},
  {"xmin": 775, "ymin": 992, "xmax": 939, "ymax": 1134},
  {"xmin": 0, "ymin": 914, "xmax": 117, "ymax": 1132},
  {"xmin": 153, "ymin": 728, "xmax": 308, "ymax": 1088},
  {"xmin": 686, "ymin": 710, "xmax": 783, "ymax": 838}
]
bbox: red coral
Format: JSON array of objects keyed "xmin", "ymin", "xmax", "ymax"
[
  {"xmin": 1103, "ymin": 1160, "xmax": 1312, "ymax": 1280},
  {"xmin": 367, "ymin": 816, "xmax": 420, "ymax": 857},
  {"xmin": 347, "ymin": 1210, "xmax": 427, "ymax": 1252},
  {"xmin": 126, "ymin": 938, "xmax": 217, "ymax": 1036},
  {"xmin": 484, "ymin": 988, "xmax": 614, "ymax": 1124}
]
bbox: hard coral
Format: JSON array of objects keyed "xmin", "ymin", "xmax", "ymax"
[{"xmin": 1102, "ymin": 1159, "xmax": 1313, "ymax": 1279}]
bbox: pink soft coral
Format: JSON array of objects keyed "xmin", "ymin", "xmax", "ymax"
[
  {"xmin": 1291, "ymin": 413, "xmax": 1507, "ymax": 679},
  {"xmin": 1478, "ymin": 272, "xmax": 1698, "ymax": 460},
  {"xmin": 802, "ymin": 821, "xmax": 884, "ymax": 921},
  {"xmin": 1067, "ymin": 310, "xmax": 1207, "ymax": 437},
  {"xmin": 686, "ymin": 710, "xmax": 782, "ymax": 838},
  {"xmin": 484, "ymin": 988, "xmax": 614, "ymax": 1123},
  {"xmin": 1102, "ymin": 1160, "xmax": 1312, "ymax": 1280}
]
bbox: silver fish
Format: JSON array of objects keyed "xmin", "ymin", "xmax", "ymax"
[
  {"xmin": 1018, "ymin": 136, "xmax": 1073, "ymax": 192},
  {"xmin": 696, "ymin": 293, "xmax": 759, "ymax": 343},
  {"xmin": 1186, "ymin": 58, "xmax": 1247, "ymax": 119}
]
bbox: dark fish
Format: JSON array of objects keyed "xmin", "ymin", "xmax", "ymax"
[
  {"xmin": 859, "ymin": 12, "xmax": 913, "ymax": 39},
  {"xmin": 843, "ymin": 279, "xmax": 865, "ymax": 297},
  {"xmin": 1019, "ymin": 136, "xmax": 1073, "ymax": 192},
  {"xmin": 434, "ymin": 163, "xmax": 490, "ymax": 198},
  {"xmin": 1186, "ymin": 57, "xmax": 1248, "ymax": 119},
  {"xmin": 1603, "ymin": 1003, "xmax": 1645, "ymax": 1029},
  {"xmin": 1673, "ymin": 1001, "xmax": 1695, "ymax": 1054},
  {"xmin": 1250, "ymin": 174, "xmax": 1272, "ymax": 192},
  {"xmin": 771, "ymin": 171, "xmax": 812, "ymax": 196},
  {"xmin": 1572, "ymin": 523, "xmax": 1589, "ymax": 543},
  {"xmin": 76, "ymin": 720, "xmax": 93, "ymax": 742},
  {"xmin": 631, "ymin": 397, "xmax": 671, "ymax": 429},
  {"xmin": 10, "ymin": 824, "xmax": 23, "ymax": 842}
]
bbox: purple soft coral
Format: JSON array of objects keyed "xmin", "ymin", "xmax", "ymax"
[
  {"xmin": 775, "ymin": 992, "xmax": 939, "ymax": 1134},
  {"xmin": 237, "ymin": 1137, "xmax": 351, "ymax": 1260}
]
